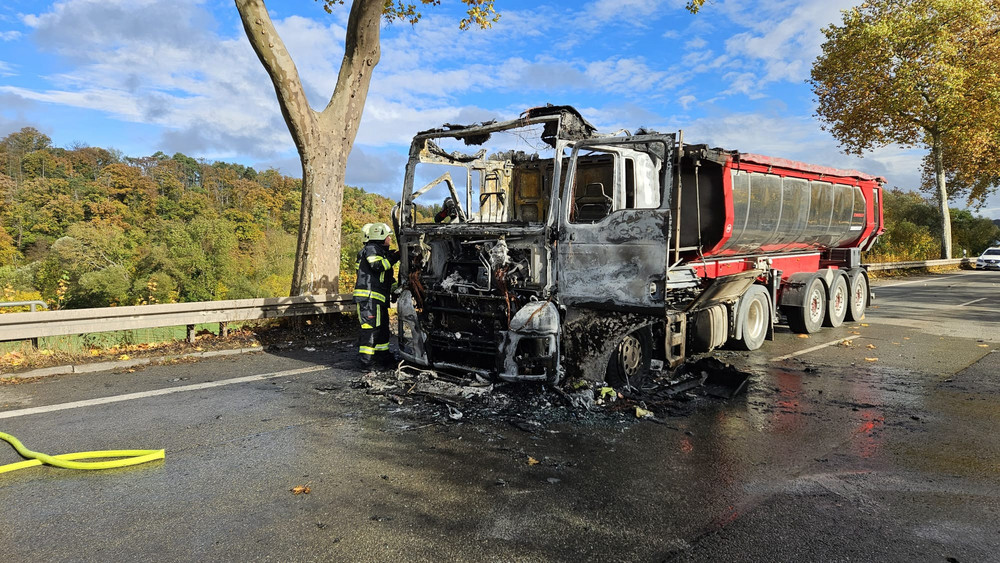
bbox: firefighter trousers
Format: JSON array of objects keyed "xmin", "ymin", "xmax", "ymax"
[{"xmin": 356, "ymin": 298, "xmax": 390, "ymax": 365}]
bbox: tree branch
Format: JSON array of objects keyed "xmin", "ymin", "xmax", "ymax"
[
  {"xmin": 320, "ymin": 0, "xmax": 383, "ymax": 137},
  {"xmin": 235, "ymin": 0, "xmax": 318, "ymax": 151}
]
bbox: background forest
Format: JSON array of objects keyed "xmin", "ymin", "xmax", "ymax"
[
  {"xmin": 0, "ymin": 127, "xmax": 395, "ymax": 310},
  {"xmin": 1, "ymin": 126, "xmax": 997, "ymax": 311}
]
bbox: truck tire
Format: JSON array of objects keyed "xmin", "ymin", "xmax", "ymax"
[
  {"xmin": 733, "ymin": 285, "xmax": 770, "ymax": 351},
  {"xmin": 823, "ymin": 273, "xmax": 849, "ymax": 328},
  {"xmin": 845, "ymin": 270, "xmax": 869, "ymax": 322},
  {"xmin": 785, "ymin": 277, "xmax": 826, "ymax": 334},
  {"xmin": 607, "ymin": 328, "xmax": 651, "ymax": 390}
]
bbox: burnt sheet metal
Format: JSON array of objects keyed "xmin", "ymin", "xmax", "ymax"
[
  {"xmin": 396, "ymin": 290, "xmax": 427, "ymax": 364},
  {"xmin": 500, "ymin": 301, "xmax": 561, "ymax": 383},
  {"xmin": 414, "ymin": 104, "xmax": 597, "ymax": 148},
  {"xmin": 558, "ymin": 210, "xmax": 668, "ymax": 311},
  {"xmin": 560, "ymin": 308, "xmax": 658, "ymax": 382},
  {"xmin": 422, "ymin": 140, "xmax": 488, "ymax": 163},
  {"xmin": 521, "ymin": 104, "xmax": 597, "ymax": 147}
]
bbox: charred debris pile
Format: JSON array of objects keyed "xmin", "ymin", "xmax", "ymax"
[{"xmin": 350, "ymin": 358, "xmax": 751, "ymax": 427}]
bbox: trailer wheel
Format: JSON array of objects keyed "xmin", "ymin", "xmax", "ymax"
[
  {"xmin": 845, "ymin": 270, "xmax": 869, "ymax": 322},
  {"xmin": 607, "ymin": 328, "xmax": 651, "ymax": 390},
  {"xmin": 733, "ymin": 285, "xmax": 770, "ymax": 351},
  {"xmin": 823, "ymin": 274, "xmax": 849, "ymax": 328},
  {"xmin": 786, "ymin": 277, "xmax": 826, "ymax": 334}
]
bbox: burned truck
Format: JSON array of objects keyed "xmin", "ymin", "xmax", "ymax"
[{"xmin": 393, "ymin": 105, "xmax": 884, "ymax": 386}]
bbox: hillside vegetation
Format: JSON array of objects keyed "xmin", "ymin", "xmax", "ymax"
[{"xmin": 0, "ymin": 127, "xmax": 396, "ymax": 310}]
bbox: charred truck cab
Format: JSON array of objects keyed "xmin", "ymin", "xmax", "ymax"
[{"xmin": 395, "ymin": 106, "xmax": 884, "ymax": 385}]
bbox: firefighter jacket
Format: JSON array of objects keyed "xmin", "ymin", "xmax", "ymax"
[{"xmin": 353, "ymin": 240, "xmax": 398, "ymax": 304}]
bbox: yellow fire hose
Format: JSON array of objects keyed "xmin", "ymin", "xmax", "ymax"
[{"xmin": 0, "ymin": 431, "xmax": 164, "ymax": 474}]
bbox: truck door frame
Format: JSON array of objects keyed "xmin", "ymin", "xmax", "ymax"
[{"xmin": 555, "ymin": 134, "xmax": 675, "ymax": 313}]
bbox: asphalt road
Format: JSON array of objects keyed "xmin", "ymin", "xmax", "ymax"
[{"xmin": 1, "ymin": 270, "xmax": 999, "ymax": 562}]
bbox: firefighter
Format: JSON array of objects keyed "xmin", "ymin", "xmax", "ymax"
[
  {"xmin": 354, "ymin": 222, "xmax": 399, "ymax": 368},
  {"xmin": 434, "ymin": 197, "xmax": 460, "ymax": 223}
]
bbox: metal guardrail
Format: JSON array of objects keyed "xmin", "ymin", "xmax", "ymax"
[
  {"xmin": 0, "ymin": 294, "xmax": 353, "ymax": 344},
  {"xmin": 863, "ymin": 258, "xmax": 971, "ymax": 271},
  {"xmin": 0, "ymin": 300, "xmax": 48, "ymax": 312}
]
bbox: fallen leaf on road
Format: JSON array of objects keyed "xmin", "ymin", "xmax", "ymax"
[
  {"xmin": 861, "ymin": 323, "xmax": 869, "ymax": 327},
  {"xmin": 866, "ymin": 344, "xmax": 876, "ymax": 349},
  {"xmin": 978, "ymin": 344, "xmax": 989, "ymax": 348},
  {"xmin": 291, "ymin": 485, "xmax": 311, "ymax": 495},
  {"xmin": 527, "ymin": 457, "xmax": 540, "ymax": 466},
  {"xmin": 840, "ymin": 340, "xmax": 853, "ymax": 347},
  {"xmin": 864, "ymin": 357, "xmax": 879, "ymax": 362},
  {"xmin": 118, "ymin": 354, "xmax": 130, "ymax": 361},
  {"xmin": 797, "ymin": 334, "xmax": 810, "ymax": 339},
  {"xmin": 636, "ymin": 407, "xmax": 653, "ymax": 418}
]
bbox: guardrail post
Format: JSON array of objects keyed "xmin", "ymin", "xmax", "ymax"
[
  {"xmin": 219, "ymin": 321, "xmax": 229, "ymax": 338},
  {"xmin": 187, "ymin": 324, "xmax": 196, "ymax": 344}
]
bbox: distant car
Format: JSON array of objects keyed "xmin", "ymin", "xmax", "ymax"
[{"xmin": 976, "ymin": 247, "xmax": 1000, "ymax": 270}]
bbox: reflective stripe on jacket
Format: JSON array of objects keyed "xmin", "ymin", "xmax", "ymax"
[{"xmin": 354, "ymin": 241, "xmax": 397, "ymax": 299}]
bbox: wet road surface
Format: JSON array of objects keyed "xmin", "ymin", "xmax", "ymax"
[{"xmin": 1, "ymin": 271, "xmax": 999, "ymax": 561}]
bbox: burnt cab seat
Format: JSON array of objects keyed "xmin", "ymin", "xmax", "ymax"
[{"xmin": 574, "ymin": 182, "xmax": 612, "ymax": 223}]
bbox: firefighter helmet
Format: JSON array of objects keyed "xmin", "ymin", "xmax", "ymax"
[{"xmin": 363, "ymin": 222, "xmax": 393, "ymax": 243}]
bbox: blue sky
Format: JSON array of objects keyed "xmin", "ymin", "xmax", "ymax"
[{"xmin": 2, "ymin": 0, "xmax": 998, "ymax": 218}]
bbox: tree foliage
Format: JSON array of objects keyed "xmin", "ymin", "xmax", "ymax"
[
  {"xmin": 685, "ymin": 0, "xmax": 708, "ymax": 14},
  {"xmin": 810, "ymin": 0, "xmax": 1000, "ymax": 258},
  {"xmin": 0, "ymin": 127, "xmax": 396, "ymax": 310},
  {"xmin": 318, "ymin": 0, "xmax": 499, "ymax": 29}
]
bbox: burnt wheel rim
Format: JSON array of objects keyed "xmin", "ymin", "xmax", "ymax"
[{"xmin": 619, "ymin": 335, "xmax": 642, "ymax": 380}]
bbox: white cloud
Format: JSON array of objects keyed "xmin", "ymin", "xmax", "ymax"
[
  {"xmin": 0, "ymin": 30, "xmax": 21, "ymax": 41},
  {"xmin": 578, "ymin": 0, "xmax": 666, "ymax": 25},
  {"xmin": 585, "ymin": 57, "xmax": 672, "ymax": 96},
  {"xmin": 13, "ymin": 0, "xmax": 298, "ymax": 160},
  {"xmin": 715, "ymin": 0, "xmax": 857, "ymax": 94},
  {"xmin": 685, "ymin": 36, "xmax": 707, "ymax": 50},
  {"xmin": 354, "ymin": 100, "xmax": 496, "ymax": 147},
  {"xmin": 672, "ymin": 110, "xmax": 925, "ymax": 190}
]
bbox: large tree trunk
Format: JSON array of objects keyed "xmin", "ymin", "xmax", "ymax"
[
  {"xmin": 931, "ymin": 132, "xmax": 953, "ymax": 259},
  {"xmin": 236, "ymin": 0, "xmax": 381, "ymax": 296}
]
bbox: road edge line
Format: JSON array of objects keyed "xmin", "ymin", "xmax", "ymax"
[
  {"xmin": 0, "ymin": 365, "xmax": 327, "ymax": 420},
  {"xmin": 770, "ymin": 336, "xmax": 857, "ymax": 362}
]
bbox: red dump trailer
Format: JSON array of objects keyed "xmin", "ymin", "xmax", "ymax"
[{"xmin": 394, "ymin": 106, "xmax": 884, "ymax": 385}]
